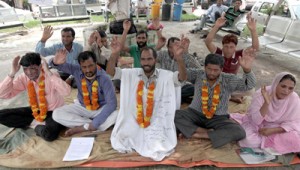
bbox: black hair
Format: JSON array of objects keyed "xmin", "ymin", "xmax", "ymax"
[
  {"xmin": 280, "ymin": 74, "xmax": 296, "ymax": 85},
  {"xmin": 140, "ymin": 47, "xmax": 157, "ymax": 59},
  {"xmin": 61, "ymin": 27, "xmax": 75, "ymax": 37},
  {"xmin": 204, "ymin": 54, "xmax": 225, "ymax": 68},
  {"xmin": 167, "ymin": 37, "xmax": 180, "ymax": 47},
  {"xmin": 98, "ymin": 30, "xmax": 107, "ymax": 38},
  {"xmin": 19, "ymin": 52, "xmax": 41, "ymax": 67},
  {"xmin": 136, "ymin": 30, "xmax": 148, "ymax": 38},
  {"xmin": 77, "ymin": 51, "xmax": 97, "ymax": 64}
]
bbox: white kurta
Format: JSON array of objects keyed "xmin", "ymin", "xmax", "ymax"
[{"xmin": 110, "ymin": 69, "xmax": 178, "ymax": 161}]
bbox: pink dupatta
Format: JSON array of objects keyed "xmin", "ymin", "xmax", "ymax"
[{"xmin": 248, "ymin": 72, "xmax": 300, "ymax": 132}]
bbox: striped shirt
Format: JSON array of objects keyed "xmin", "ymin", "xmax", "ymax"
[
  {"xmin": 187, "ymin": 69, "xmax": 256, "ymax": 115},
  {"xmin": 156, "ymin": 51, "xmax": 201, "ymax": 71},
  {"xmin": 225, "ymin": 6, "xmax": 243, "ymax": 27}
]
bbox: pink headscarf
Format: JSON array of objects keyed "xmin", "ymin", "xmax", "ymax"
[{"xmin": 251, "ymin": 72, "xmax": 300, "ymax": 132}]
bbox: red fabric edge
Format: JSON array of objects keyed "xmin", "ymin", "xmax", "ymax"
[{"xmin": 78, "ymin": 156, "xmax": 300, "ymax": 168}]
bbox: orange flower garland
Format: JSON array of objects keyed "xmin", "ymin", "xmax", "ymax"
[
  {"xmin": 136, "ymin": 80, "xmax": 155, "ymax": 128},
  {"xmin": 27, "ymin": 70, "xmax": 48, "ymax": 122},
  {"xmin": 82, "ymin": 79, "xmax": 99, "ymax": 110},
  {"xmin": 201, "ymin": 80, "xmax": 221, "ymax": 119}
]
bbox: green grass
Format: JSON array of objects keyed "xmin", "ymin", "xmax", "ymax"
[
  {"xmin": 181, "ymin": 13, "xmax": 199, "ymax": 21},
  {"xmin": 24, "ymin": 20, "xmax": 41, "ymax": 28},
  {"xmin": 240, "ymin": 23, "xmax": 265, "ymax": 38},
  {"xmin": 91, "ymin": 15, "xmax": 105, "ymax": 22}
]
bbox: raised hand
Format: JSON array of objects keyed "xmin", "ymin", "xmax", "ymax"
[
  {"xmin": 94, "ymin": 31, "xmax": 103, "ymax": 48},
  {"xmin": 156, "ymin": 34, "xmax": 166, "ymax": 50},
  {"xmin": 110, "ymin": 36, "xmax": 122, "ymax": 54},
  {"xmin": 239, "ymin": 47, "xmax": 256, "ymax": 73},
  {"xmin": 181, "ymin": 34, "xmax": 190, "ymax": 53},
  {"xmin": 40, "ymin": 56, "xmax": 53, "ymax": 76},
  {"xmin": 10, "ymin": 56, "xmax": 21, "ymax": 77},
  {"xmin": 88, "ymin": 31, "xmax": 97, "ymax": 46},
  {"xmin": 41, "ymin": 25, "xmax": 53, "ymax": 43},
  {"xmin": 261, "ymin": 85, "xmax": 272, "ymax": 105},
  {"xmin": 152, "ymin": 17, "xmax": 160, "ymax": 30},
  {"xmin": 123, "ymin": 20, "xmax": 132, "ymax": 32},
  {"xmin": 215, "ymin": 17, "xmax": 227, "ymax": 28},
  {"xmin": 173, "ymin": 37, "xmax": 185, "ymax": 61},
  {"xmin": 53, "ymin": 49, "xmax": 67, "ymax": 65},
  {"xmin": 246, "ymin": 12, "xmax": 256, "ymax": 32}
]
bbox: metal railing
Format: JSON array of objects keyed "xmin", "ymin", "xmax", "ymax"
[{"xmin": 39, "ymin": 4, "xmax": 90, "ymax": 22}]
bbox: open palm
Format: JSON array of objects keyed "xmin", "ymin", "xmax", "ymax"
[
  {"xmin": 53, "ymin": 49, "xmax": 67, "ymax": 65},
  {"xmin": 110, "ymin": 36, "xmax": 122, "ymax": 54},
  {"xmin": 239, "ymin": 47, "xmax": 256, "ymax": 72}
]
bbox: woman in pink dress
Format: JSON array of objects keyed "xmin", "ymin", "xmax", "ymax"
[{"xmin": 231, "ymin": 72, "xmax": 300, "ymax": 154}]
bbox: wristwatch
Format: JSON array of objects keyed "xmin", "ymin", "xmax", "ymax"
[{"xmin": 83, "ymin": 123, "xmax": 90, "ymax": 131}]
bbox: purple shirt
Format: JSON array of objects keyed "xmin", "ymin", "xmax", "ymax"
[{"xmin": 49, "ymin": 59, "xmax": 117, "ymax": 128}]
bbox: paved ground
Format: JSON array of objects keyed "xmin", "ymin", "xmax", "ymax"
[{"xmin": 0, "ymin": 20, "xmax": 300, "ymax": 110}]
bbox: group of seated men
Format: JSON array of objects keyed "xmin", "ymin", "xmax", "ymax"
[
  {"xmin": 190, "ymin": 0, "xmax": 244, "ymax": 38},
  {"xmin": 1, "ymin": 8, "xmax": 291, "ymax": 161}
]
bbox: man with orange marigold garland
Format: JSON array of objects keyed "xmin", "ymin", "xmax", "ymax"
[
  {"xmin": 0, "ymin": 53, "xmax": 71, "ymax": 141},
  {"xmin": 107, "ymin": 36, "xmax": 187, "ymax": 161},
  {"xmin": 49, "ymin": 50, "xmax": 117, "ymax": 137},
  {"xmin": 175, "ymin": 49, "xmax": 256, "ymax": 148}
]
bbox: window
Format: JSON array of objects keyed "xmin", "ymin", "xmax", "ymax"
[
  {"xmin": 85, "ymin": 0, "xmax": 100, "ymax": 4},
  {"xmin": 292, "ymin": 5, "xmax": 300, "ymax": 19},
  {"xmin": 259, "ymin": 2, "xmax": 274, "ymax": 15},
  {"xmin": 275, "ymin": 1, "xmax": 291, "ymax": 18}
]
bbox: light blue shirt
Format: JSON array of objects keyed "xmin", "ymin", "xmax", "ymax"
[
  {"xmin": 35, "ymin": 41, "xmax": 83, "ymax": 65},
  {"xmin": 207, "ymin": 4, "xmax": 229, "ymax": 22}
]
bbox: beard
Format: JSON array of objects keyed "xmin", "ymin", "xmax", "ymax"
[
  {"xmin": 137, "ymin": 41, "xmax": 147, "ymax": 48},
  {"xmin": 142, "ymin": 64, "xmax": 155, "ymax": 74},
  {"xmin": 84, "ymin": 71, "xmax": 96, "ymax": 79}
]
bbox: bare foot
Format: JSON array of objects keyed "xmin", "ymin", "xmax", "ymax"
[
  {"xmin": 178, "ymin": 133, "xmax": 185, "ymax": 141},
  {"xmin": 65, "ymin": 77, "xmax": 73, "ymax": 86},
  {"xmin": 65, "ymin": 126, "xmax": 85, "ymax": 137},
  {"xmin": 195, "ymin": 127, "xmax": 208, "ymax": 134},
  {"xmin": 230, "ymin": 96, "xmax": 243, "ymax": 104},
  {"xmin": 192, "ymin": 127, "xmax": 210, "ymax": 139}
]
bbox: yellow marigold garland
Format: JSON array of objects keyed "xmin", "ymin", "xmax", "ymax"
[
  {"xmin": 27, "ymin": 70, "xmax": 48, "ymax": 122},
  {"xmin": 136, "ymin": 80, "xmax": 155, "ymax": 128},
  {"xmin": 202, "ymin": 80, "xmax": 221, "ymax": 119},
  {"xmin": 82, "ymin": 78, "xmax": 99, "ymax": 110}
]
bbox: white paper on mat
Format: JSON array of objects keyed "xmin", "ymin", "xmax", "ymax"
[{"xmin": 63, "ymin": 137, "xmax": 94, "ymax": 161}]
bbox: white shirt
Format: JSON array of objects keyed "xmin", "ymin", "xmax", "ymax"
[
  {"xmin": 113, "ymin": 68, "xmax": 181, "ymax": 87},
  {"xmin": 135, "ymin": 0, "xmax": 149, "ymax": 8}
]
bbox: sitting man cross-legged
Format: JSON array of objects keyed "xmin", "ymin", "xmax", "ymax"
[
  {"xmin": 175, "ymin": 49, "xmax": 256, "ymax": 148},
  {"xmin": 108, "ymin": 36, "xmax": 187, "ymax": 161},
  {"xmin": 50, "ymin": 50, "xmax": 117, "ymax": 136},
  {"xmin": 0, "ymin": 53, "xmax": 71, "ymax": 141}
]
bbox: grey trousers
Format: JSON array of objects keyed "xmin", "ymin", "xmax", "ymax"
[{"xmin": 175, "ymin": 108, "xmax": 245, "ymax": 148}]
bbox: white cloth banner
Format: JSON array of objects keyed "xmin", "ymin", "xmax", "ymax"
[
  {"xmin": 111, "ymin": 68, "xmax": 178, "ymax": 161},
  {"xmin": 28, "ymin": 0, "xmax": 53, "ymax": 6},
  {"xmin": 107, "ymin": 0, "xmax": 130, "ymax": 20}
]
